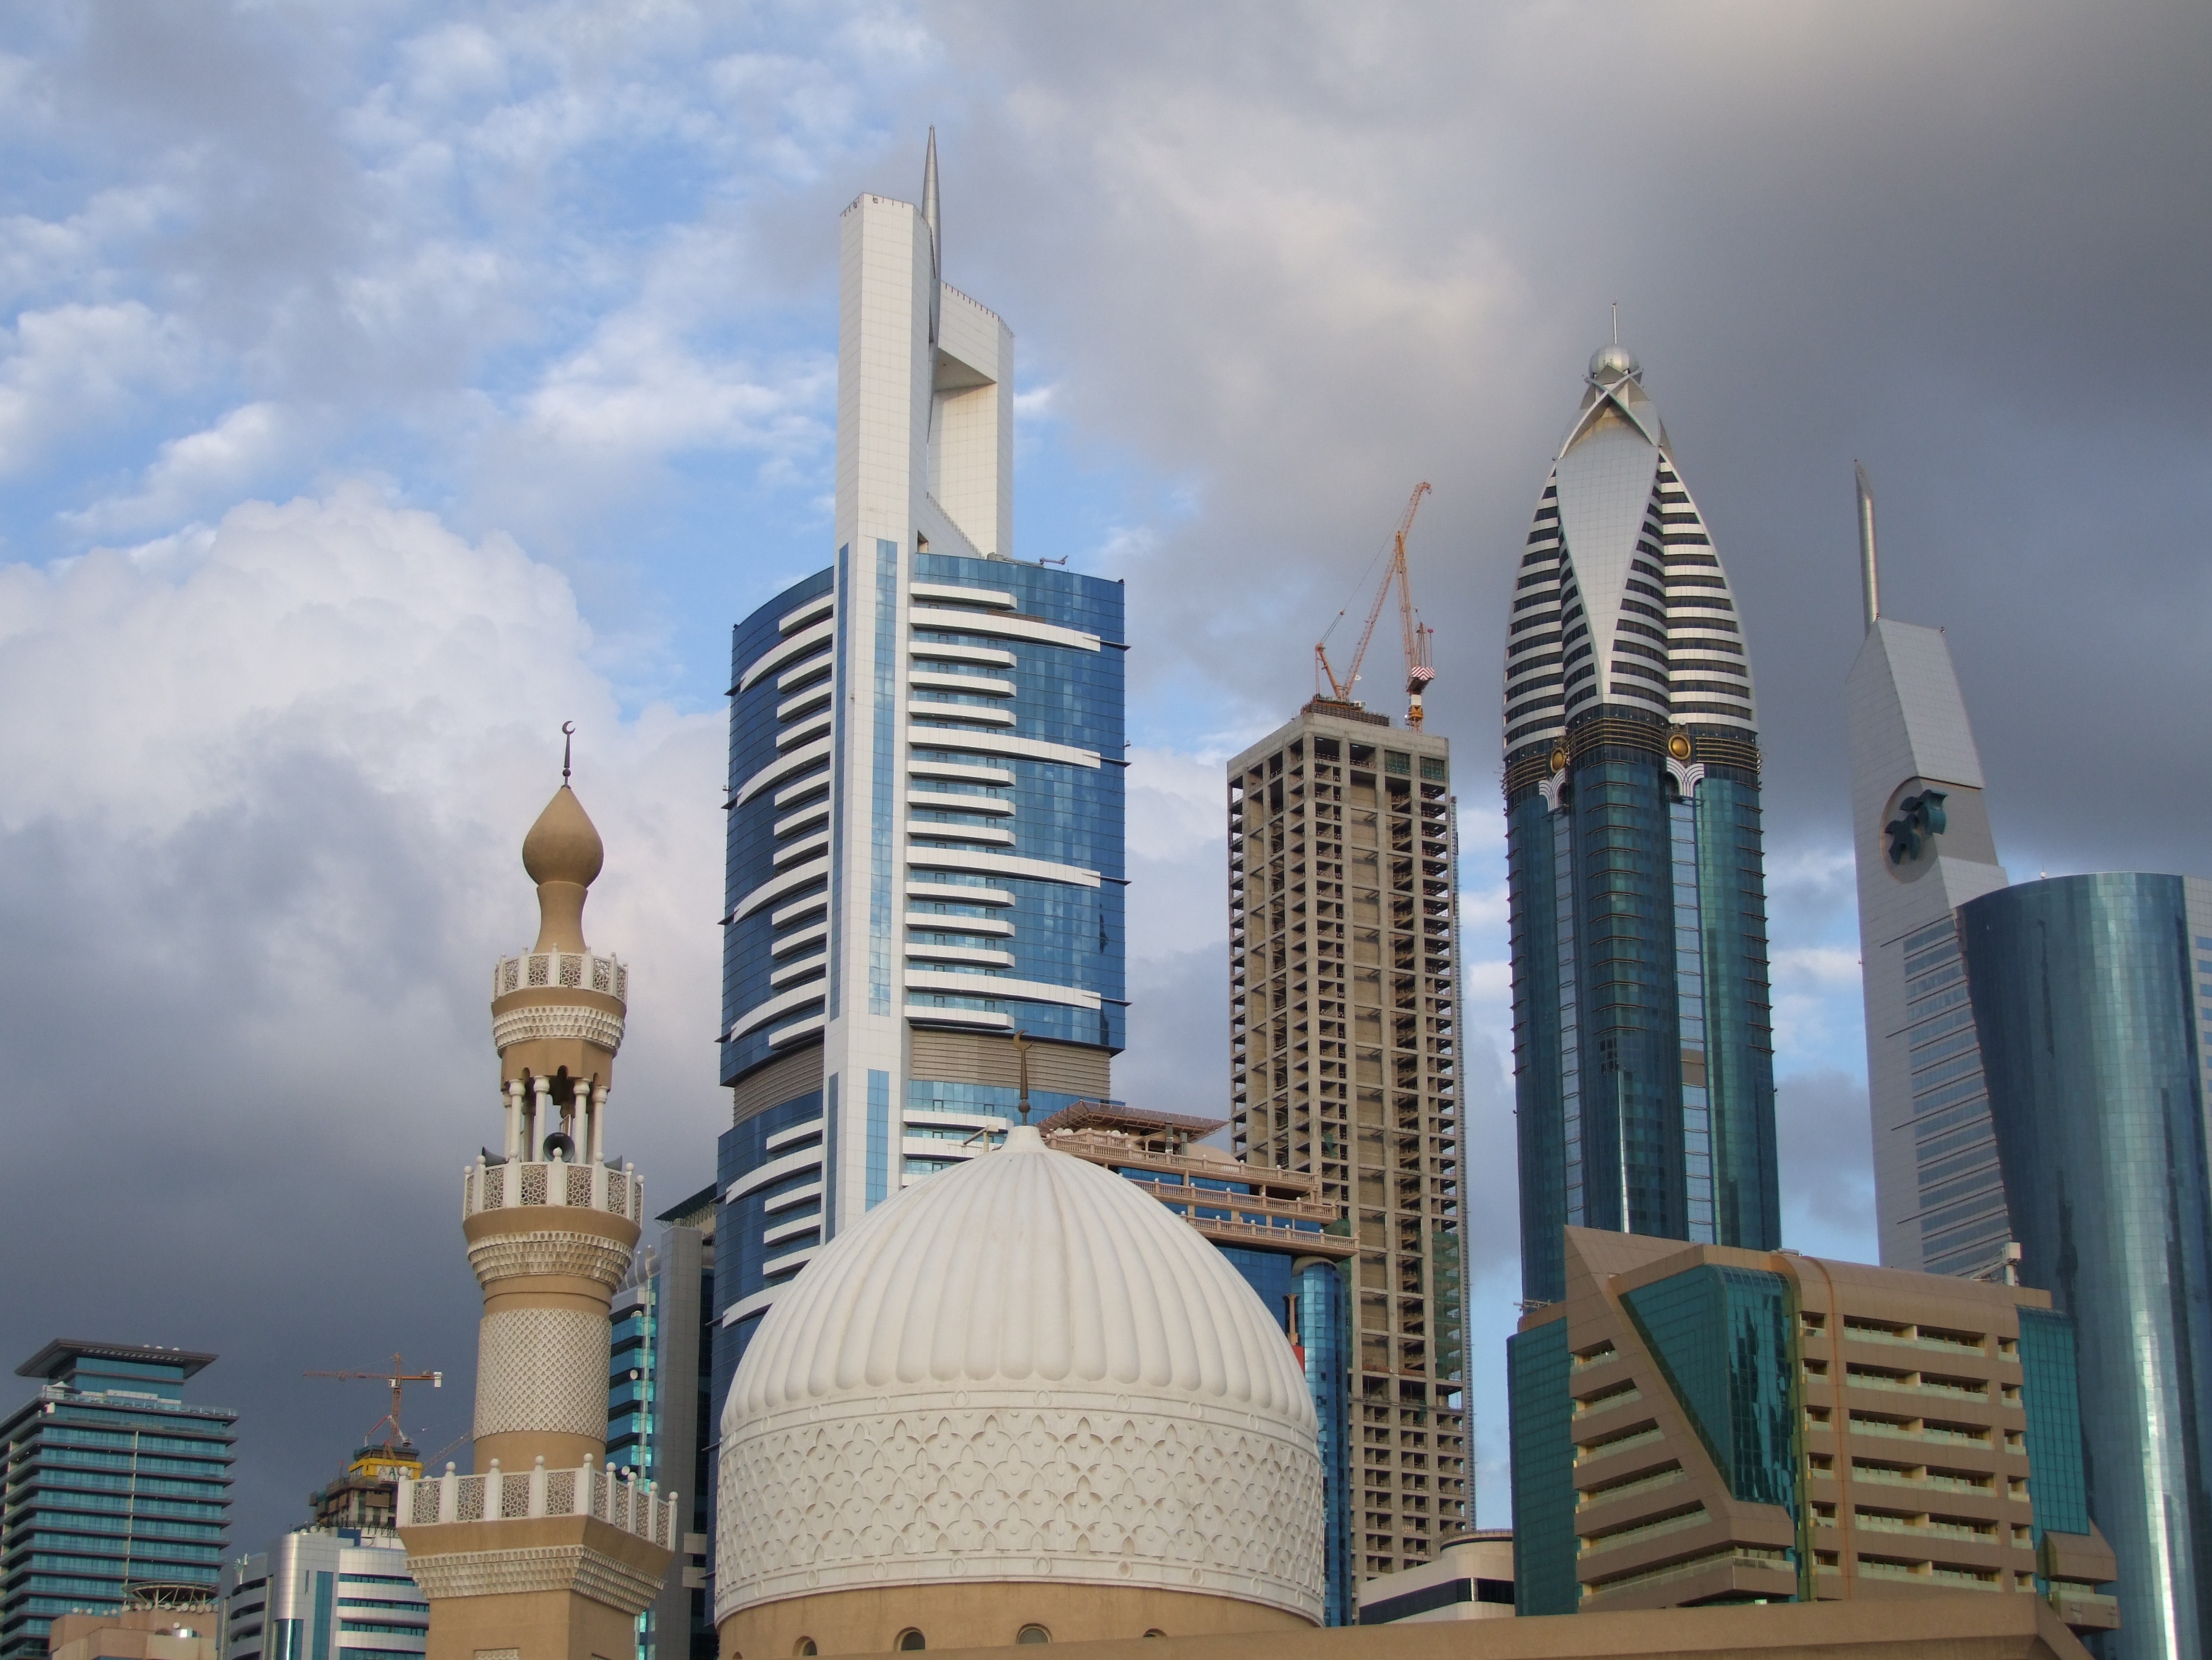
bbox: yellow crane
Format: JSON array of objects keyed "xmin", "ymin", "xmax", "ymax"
[{"xmin": 1314, "ymin": 481, "xmax": 1435, "ymax": 728}]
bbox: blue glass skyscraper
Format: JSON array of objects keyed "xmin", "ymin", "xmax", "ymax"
[
  {"xmin": 0, "ymin": 1341, "xmax": 236, "ymax": 1660},
  {"xmin": 1502, "ymin": 344, "xmax": 1780, "ymax": 1305},
  {"xmin": 1960, "ymin": 873, "xmax": 2212, "ymax": 1660},
  {"xmin": 710, "ymin": 141, "xmax": 1126, "ymax": 1505}
]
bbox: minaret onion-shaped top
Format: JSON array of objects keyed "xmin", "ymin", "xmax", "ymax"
[{"xmin": 521, "ymin": 783, "xmax": 604, "ymax": 953}]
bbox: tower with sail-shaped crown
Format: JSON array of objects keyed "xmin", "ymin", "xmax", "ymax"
[{"xmin": 397, "ymin": 748, "xmax": 676, "ymax": 1660}]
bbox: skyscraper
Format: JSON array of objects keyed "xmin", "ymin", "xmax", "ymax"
[
  {"xmin": 0, "ymin": 1341, "xmax": 236, "ymax": 1660},
  {"xmin": 607, "ymin": 1185, "xmax": 717, "ymax": 1660},
  {"xmin": 1503, "ymin": 343, "xmax": 1779, "ymax": 1305},
  {"xmin": 1960, "ymin": 873, "xmax": 2212, "ymax": 1660},
  {"xmin": 713, "ymin": 139, "xmax": 1126, "ymax": 1420},
  {"xmin": 1227, "ymin": 707, "xmax": 1468, "ymax": 1581},
  {"xmin": 1843, "ymin": 470, "xmax": 2013, "ymax": 1278}
]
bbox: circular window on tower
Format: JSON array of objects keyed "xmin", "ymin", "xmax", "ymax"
[
  {"xmin": 1880, "ymin": 778, "xmax": 1949, "ymax": 884},
  {"xmin": 1017, "ymin": 1627, "xmax": 1051, "ymax": 1645},
  {"xmin": 897, "ymin": 1633, "xmax": 926, "ymax": 1652}
]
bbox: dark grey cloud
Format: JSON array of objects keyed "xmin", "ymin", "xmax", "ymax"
[{"xmin": 920, "ymin": 1, "xmax": 2212, "ymax": 871}]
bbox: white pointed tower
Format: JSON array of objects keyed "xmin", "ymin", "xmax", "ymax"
[
  {"xmin": 397, "ymin": 749, "xmax": 676, "ymax": 1660},
  {"xmin": 1844, "ymin": 470, "xmax": 2013, "ymax": 1276}
]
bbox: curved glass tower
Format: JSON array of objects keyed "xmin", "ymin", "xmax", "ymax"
[
  {"xmin": 1503, "ymin": 344, "xmax": 1779, "ymax": 1305},
  {"xmin": 713, "ymin": 142, "xmax": 1127, "ymax": 1456},
  {"xmin": 1960, "ymin": 873, "xmax": 2212, "ymax": 1660}
]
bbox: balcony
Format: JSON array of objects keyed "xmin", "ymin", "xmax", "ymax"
[
  {"xmin": 465, "ymin": 1156, "xmax": 643, "ymax": 1221},
  {"xmin": 399, "ymin": 1456, "xmax": 676, "ymax": 1550},
  {"xmin": 493, "ymin": 950, "xmax": 627, "ymax": 1002}
]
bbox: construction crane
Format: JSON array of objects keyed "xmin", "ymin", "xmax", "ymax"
[
  {"xmin": 1314, "ymin": 482, "xmax": 1435, "ymax": 728},
  {"xmin": 305, "ymin": 1353, "xmax": 442, "ymax": 1446}
]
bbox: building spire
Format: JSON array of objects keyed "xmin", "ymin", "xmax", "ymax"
[
  {"xmin": 1856, "ymin": 461, "xmax": 1880, "ymax": 632},
  {"xmin": 921, "ymin": 127, "xmax": 941, "ymax": 346}
]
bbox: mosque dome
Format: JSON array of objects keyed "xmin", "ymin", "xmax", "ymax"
[{"xmin": 714, "ymin": 1126, "xmax": 1324, "ymax": 1646}]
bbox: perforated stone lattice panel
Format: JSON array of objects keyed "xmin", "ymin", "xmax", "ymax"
[
  {"xmin": 521, "ymin": 1166, "xmax": 548, "ymax": 1206},
  {"xmin": 465, "ymin": 1230, "xmax": 633, "ymax": 1290},
  {"xmin": 490, "ymin": 1003, "xmax": 626, "ymax": 1053},
  {"xmin": 566, "ymin": 1166, "xmax": 592, "ymax": 1207},
  {"xmin": 716, "ymin": 1400, "xmax": 1324, "ymax": 1624},
  {"xmin": 407, "ymin": 1544, "xmax": 664, "ymax": 1616},
  {"xmin": 474, "ymin": 1308, "xmax": 613, "ymax": 1439}
]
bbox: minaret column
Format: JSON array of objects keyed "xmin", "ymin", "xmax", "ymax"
[{"xmin": 399, "ymin": 766, "xmax": 671, "ymax": 1660}]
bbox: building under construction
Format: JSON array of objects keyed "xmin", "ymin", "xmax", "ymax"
[{"xmin": 1228, "ymin": 707, "xmax": 1468, "ymax": 1586}]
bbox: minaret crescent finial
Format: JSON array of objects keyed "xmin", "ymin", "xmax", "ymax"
[{"xmin": 561, "ymin": 720, "xmax": 575, "ymax": 782}]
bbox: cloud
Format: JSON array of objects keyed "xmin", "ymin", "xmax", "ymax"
[
  {"xmin": 0, "ymin": 301, "xmax": 196, "ymax": 475},
  {"xmin": 0, "ymin": 485, "xmax": 725, "ymax": 1554},
  {"xmin": 61, "ymin": 401, "xmax": 293, "ymax": 533}
]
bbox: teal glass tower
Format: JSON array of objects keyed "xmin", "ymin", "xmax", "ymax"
[
  {"xmin": 1960, "ymin": 873, "xmax": 2212, "ymax": 1660},
  {"xmin": 0, "ymin": 1341, "xmax": 236, "ymax": 1660},
  {"xmin": 1502, "ymin": 344, "xmax": 1780, "ymax": 1305}
]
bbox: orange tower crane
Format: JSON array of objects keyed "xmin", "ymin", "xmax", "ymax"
[{"xmin": 1314, "ymin": 480, "xmax": 1435, "ymax": 728}]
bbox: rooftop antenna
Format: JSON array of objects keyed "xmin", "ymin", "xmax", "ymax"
[
  {"xmin": 1855, "ymin": 463, "xmax": 1880, "ymax": 632},
  {"xmin": 1611, "ymin": 301, "xmax": 1619, "ymax": 346},
  {"xmin": 561, "ymin": 720, "xmax": 575, "ymax": 782}
]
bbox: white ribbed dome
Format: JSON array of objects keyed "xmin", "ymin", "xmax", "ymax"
[{"xmin": 714, "ymin": 1126, "xmax": 1324, "ymax": 1624}]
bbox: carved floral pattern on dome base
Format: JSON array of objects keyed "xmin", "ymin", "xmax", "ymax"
[{"xmin": 716, "ymin": 1393, "xmax": 1323, "ymax": 1627}]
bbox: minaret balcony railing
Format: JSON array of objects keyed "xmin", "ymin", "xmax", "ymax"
[
  {"xmin": 464, "ymin": 1156, "xmax": 643, "ymax": 1220},
  {"xmin": 399, "ymin": 1456, "xmax": 676, "ymax": 1549},
  {"xmin": 493, "ymin": 950, "xmax": 628, "ymax": 1002}
]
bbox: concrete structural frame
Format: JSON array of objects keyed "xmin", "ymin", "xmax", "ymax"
[
  {"xmin": 1960, "ymin": 873, "xmax": 2212, "ymax": 1660},
  {"xmin": 710, "ymin": 136, "xmax": 1126, "ymax": 1530},
  {"xmin": 1501, "ymin": 344, "xmax": 1780, "ymax": 1308},
  {"xmin": 1508, "ymin": 1227, "xmax": 2117, "ymax": 1633},
  {"xmin": 1844, "ymin": 470, "xmax": 2013, "ymax": 1279},
  {"xmin": 1228, "ymin": 706, "xmax": 1469, "ymax": 1583}
]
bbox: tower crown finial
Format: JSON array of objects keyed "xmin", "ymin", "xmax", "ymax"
[
  {"xmin": 1588, "ymin": 341, "xmax": 1639, "ymax": 385},
  {"xmin": 521, "ymin": 729, "xmax": 604, "ymax": 951},
  {"xmin": 1856, "ymin": 463, "xmax": 1880, "ymax": 632}
]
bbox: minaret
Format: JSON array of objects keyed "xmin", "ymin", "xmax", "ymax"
[{"xmin": 397, "ymin": 748, "xmax": 674, "ymax": 1660}]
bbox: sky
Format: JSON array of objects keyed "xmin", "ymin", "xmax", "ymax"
[{"xmin": 1, "ymin": 0, "xmax": 2207, "ymax": 1556}]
